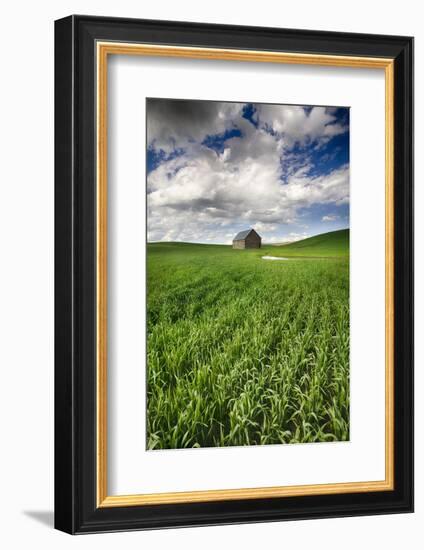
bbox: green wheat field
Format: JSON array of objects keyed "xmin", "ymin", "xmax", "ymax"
[{"xmin": 146, "ymin": 229, "xmax": 350, "ymax": 450}]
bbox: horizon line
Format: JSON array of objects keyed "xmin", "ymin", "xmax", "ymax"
[{"xmin": 147, "ymin": 227, "xmax": 349, "ymax": 246}]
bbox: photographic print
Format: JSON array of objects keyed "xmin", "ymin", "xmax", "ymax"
[{"xmin": 146, "ymin": 98, "xmax": 350, "ymax": 450}]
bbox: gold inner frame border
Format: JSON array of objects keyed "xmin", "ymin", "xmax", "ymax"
[{"xmin": 96, "ymin": 42, "xmax": 394, "ymax": 508}]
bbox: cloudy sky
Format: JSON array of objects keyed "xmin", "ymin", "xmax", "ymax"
[{"xmin": 146, "ymin": 98, "xmax": 349, "ymax": 244}]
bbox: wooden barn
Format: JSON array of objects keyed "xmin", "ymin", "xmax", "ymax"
[{"xmin": 232, "ymin": 228, "xmax": 262, "ymax": 249}]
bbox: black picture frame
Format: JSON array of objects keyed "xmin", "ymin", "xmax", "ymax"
[{"xmin": 55, "ymin": 15, "xmax": 414, "ymax": 534}]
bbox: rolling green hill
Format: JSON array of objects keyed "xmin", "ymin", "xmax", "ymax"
[
  {"xmin": 266, "ymin": 228, "xmax": 349, "ymax": 258},
  {"xmin": 148, "ymin": 229, "xmax": 349, "ymax": 258}
]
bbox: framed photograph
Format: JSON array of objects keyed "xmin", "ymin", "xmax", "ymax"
[{"xmin": 54, "ymin": 15, "xmax": 413, "ymax": 534}]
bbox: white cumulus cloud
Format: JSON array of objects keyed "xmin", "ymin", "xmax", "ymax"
[{"xmin": 146, "ymin": 99, "xmax": 349, "ymax": 243}]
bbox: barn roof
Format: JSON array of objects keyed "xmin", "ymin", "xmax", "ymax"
[{"xmin": 233, "ymin": 228, "xmax": 260, "ymax": 241}]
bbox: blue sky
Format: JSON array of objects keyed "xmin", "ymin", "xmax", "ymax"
[{"xmin": 146, "ymin": 99, "xmax": 349, "ymax": 244}]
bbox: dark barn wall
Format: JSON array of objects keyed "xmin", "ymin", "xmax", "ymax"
[{"xmin": 245, "ymin": 232, "xmax": 261, "ymax": 248}]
